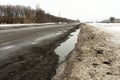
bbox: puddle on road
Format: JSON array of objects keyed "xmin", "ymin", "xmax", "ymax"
[
  {"xmin": 55, "ymin": 28, "xmax": 80, "ymax": 63},
  {"xmin": 31, "ymin": 32, "xmax": 63, "ymax": 45}
]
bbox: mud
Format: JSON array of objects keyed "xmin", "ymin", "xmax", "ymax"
[{"xmin": 0, "ymin": 24, "xmax": 80, "ymax": 80}]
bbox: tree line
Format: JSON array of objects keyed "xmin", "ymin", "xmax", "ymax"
[{"xmin": 0, "ymin": 5, "xmax": 75, "ymax": 24}]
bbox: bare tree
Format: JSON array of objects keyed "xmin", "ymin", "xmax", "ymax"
[{"xmin": 0, "ymin": 5, "xmax": 75, "ymax": 24}]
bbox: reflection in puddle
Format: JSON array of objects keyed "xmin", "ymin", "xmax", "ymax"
[
  {"xmin": 31, "ymin": 32, "xmax": 63, "ymax": 45},
  {"xmin": 55, "ymin": 28, "xmax": 80, "ymax": 63}
]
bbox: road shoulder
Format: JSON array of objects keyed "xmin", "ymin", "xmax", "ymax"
[{"xmin": 52, "ymin": 23, "xmax": 120, "ymax": 80}]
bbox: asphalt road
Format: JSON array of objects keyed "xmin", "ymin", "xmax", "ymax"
[
  {"xmin": 0, "ymin": 23, "xmax": 80, "ymax": 80},
  {"xmin": 0, "ymin": 23, "xmax": 79, "ymax": 60}
]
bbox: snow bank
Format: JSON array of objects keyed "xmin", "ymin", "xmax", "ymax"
[{"xmin": 52, "ymin": 23, "xmax": 120, "ymax": 80}]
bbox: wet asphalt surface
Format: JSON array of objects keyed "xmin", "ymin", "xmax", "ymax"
[{"xmin": 0, "ymin": 23, "xmax": 80, "ymax": 80}]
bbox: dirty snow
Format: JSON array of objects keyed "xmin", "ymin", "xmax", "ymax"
[
  {"xmin": 52, "ymin": 23, "xmax": 120, "ymax": 80},
  {"xmin": 0, "ymin": 23, "xmax": 56, "ymax": 27}
]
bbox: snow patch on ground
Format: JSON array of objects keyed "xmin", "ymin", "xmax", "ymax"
[
  {"xmin": 0, "ymin": 23, "xmax": 56, "ymax": 27},
  {"xmin": 89, "ymin": 23, "xmax": 120, "ymax": 45}
]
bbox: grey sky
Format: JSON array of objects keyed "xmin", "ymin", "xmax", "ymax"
[{"xmin": 0, "ymin": 0, "xmax": 120, "ymax": 22}]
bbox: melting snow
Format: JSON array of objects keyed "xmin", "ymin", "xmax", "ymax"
[{"xmin": 89, "ymin": 23, "xmax": 120, "ymax": 44}]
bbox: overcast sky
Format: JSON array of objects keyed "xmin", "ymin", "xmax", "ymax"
[{"xmin": 0, "ymin": 0, "xmax": 120, "ymax": 22}]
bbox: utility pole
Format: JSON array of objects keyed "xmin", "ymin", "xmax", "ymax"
[
  {"xmin": 59, "ymin": 12, "xmax": 60, "ymax": 23},
  {"xmin": 35, "ymin": 4, "xmax": 40, "ymax": 23},
  {"xmin": 36, "ymin": 4, "xmax": 40, "ymax": 10}
]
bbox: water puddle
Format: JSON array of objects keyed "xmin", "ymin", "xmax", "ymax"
[
  {"xmin": 55, "ymin": 28, "xmax": 80, "ymax": 63},
  {"xmin": 31, "ymin": 32, "xmax": 63, "ymax": 45}
]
